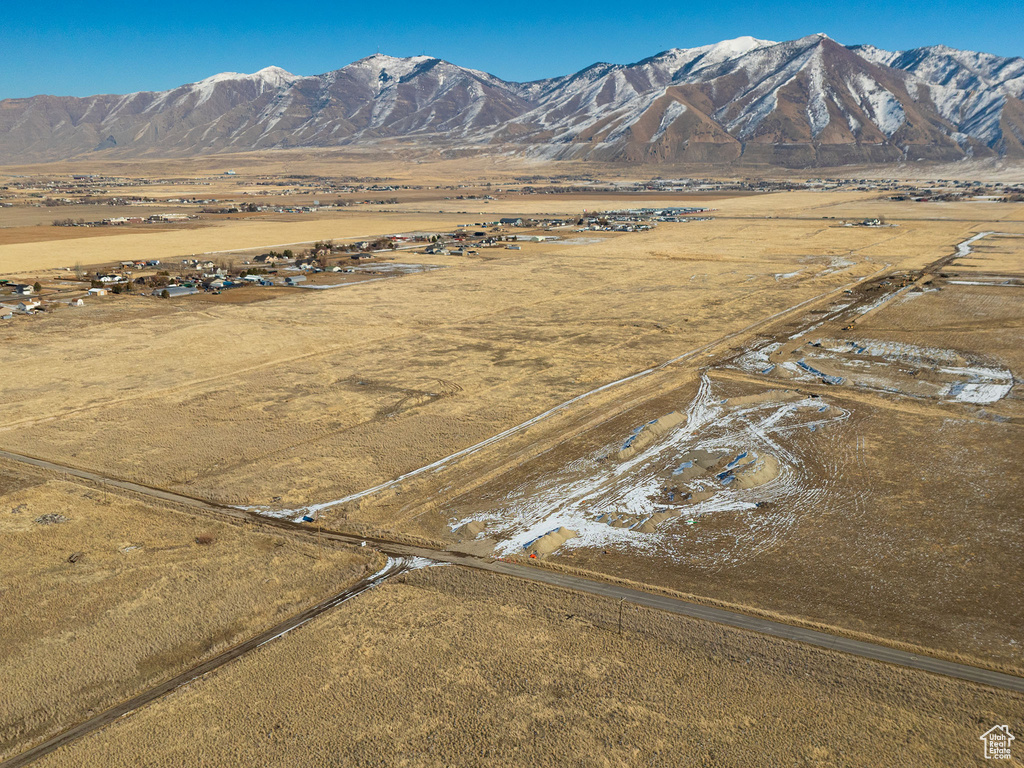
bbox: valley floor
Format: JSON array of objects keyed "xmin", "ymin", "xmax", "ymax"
[{"xmin": 1, "ymin": 164, "xmax": 1022, "ymax": 765}]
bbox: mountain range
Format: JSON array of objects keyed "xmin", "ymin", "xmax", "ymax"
[{"xmin": 3, "ymin": 34, "xmax": 1023, "ymax": 167}]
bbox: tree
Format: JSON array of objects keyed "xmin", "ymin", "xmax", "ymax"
[
  {"xmin": 160, "ymin": 289, "xmax": 170, "ymax": 299},
  {"xmin": 33, "ymin": 282, "xmax": 42, "ymax": 293}
]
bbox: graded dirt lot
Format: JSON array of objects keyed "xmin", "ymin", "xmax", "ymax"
[
  {"xmin": 33, "ymin": 566, "xmax": 1024, "ymax": 768},
  {"xmin": 0, "ymin": 459, "xmax": 380, "ymax": 760}
]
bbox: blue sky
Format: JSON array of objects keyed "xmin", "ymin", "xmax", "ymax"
[{"xmin": 1, "ymin": 0, "xmax": 1021, "ymax": 99}]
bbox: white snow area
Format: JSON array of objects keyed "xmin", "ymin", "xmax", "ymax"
[
  {"xmin": 956, "ymin": 231, "xmax": 996, "ymax": 257},
  {"xmin": 927, "ymin": 82, "xmax": 1005, "ymax": 141},
  {"xmin": 948, "ymin": 381, "xmax": 1014, "ymax": 403},
  {"xmin": 354, "ymin": 54, "xmax": 436, "ymax": 87},
  {"xmin": 850, "ymin": 42, "xmax": 1023, "ymax": 140},
  {"xmin": 805, "ymin": 49, "xmax": 831, "ymax": 137},
  {"xmin": 191, "ymin": 67, "xmax": 298, "ymax": 108},
  {"xmin": 718, "ymin": 36, "xmax": 832, "ymax": 138},
  {"xmin": 139, "ymin": 66, "xmax": 300, "ymax": 113},
  {"xmin": 498, "ymin": 36, "xmax": 779, "ymax": 148},
  {"xmin": 682, "ymin": 36, "xmax": 778, "ymax": 73}
]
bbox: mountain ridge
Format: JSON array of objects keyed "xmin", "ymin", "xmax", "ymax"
[{"xmin": 3, "ymin": 35, "xmax": 1023, "ymax": 167}]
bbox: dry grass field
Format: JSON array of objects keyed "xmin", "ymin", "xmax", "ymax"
[
  {"xmin": 411, "ymin": 234, "xmax": 1024, "ymax": 672},
  {"xmin": 2, "ymin": 156, "xmax": 1023, "ymax": 764},
  {"xmin": 0, "ymin": 194, "xmax": 981, "ymax": 510},
  {"xmin": 0, "ymin": 212, "xmax": 470, "ymax": 275},
  {"xmin": 34, "ymin": 566, "xmax": 1024, "ymax": 767},
  {"xmin": 0, "ymin": 458, "xmax": 380, "ymax": 760}
]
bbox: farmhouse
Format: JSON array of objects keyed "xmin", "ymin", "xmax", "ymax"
[
  {"xmin": 87, "ymin": 287, "xmax": 108, "ymax": 296},
  {"xmin": 500, "ymin": 217, "xmax": 523, "ymax": 227},
  {"xmin": 10, "ymin": 284, "xmax": 34, "ymax": 295}
]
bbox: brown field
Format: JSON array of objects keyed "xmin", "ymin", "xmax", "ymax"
[
  {"xmin": 1, "ymin": 157, "xmax": 1023, "ymax": 764},
  {"xmin": 0, "ymin": 458, "xmax": 380, "ymax": 760},
  {"xmin": 0, "ymin": 196, "xmax": 981, "ymax": 508},
  {"xmin": 0, "ymin": 223, "xmax": 195, "ymax": 247},
  {"xmin": 409, "ymin": 261, "xmax": 1024, "ymax": 671},
  {"xmin": 35, "ymin": 566, "xmax": 1024, "ymax": 768},
  {"xmin": 947, "ymin": 232, "xmax": 1024, "ymax": 275},
  {"xmin": 0, "ymin": 212, "xmax": 470, "ymax": 274}
]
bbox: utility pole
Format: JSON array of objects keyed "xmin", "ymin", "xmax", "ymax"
[
  {"xmin": 618, "ymin": 598, "xmax": 624, "ymax": 636},
  {"xmin": 316, "ymin": 510, "xmax": 322, "ymax": 560}
]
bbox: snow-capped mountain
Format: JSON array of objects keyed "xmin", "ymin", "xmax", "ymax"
[
  {"xmin": 2, "ymin": 36, "xmax": 1022, "ymax": 166},
  {"xmin": 850, "ymin": 43, "xmax": 1024, "ymax": 157}
]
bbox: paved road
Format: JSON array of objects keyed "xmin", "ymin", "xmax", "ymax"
[
  {"xmin": 3, "ymin": 447, "xmax": 1024, "ymax": 696},
  {"xmin": 0, "ymin": 556, "xmax": 415, "ymax": 768},
  {"xmin": 475, "ymin": 560, "xmax": 1024, "ymax": 694}
]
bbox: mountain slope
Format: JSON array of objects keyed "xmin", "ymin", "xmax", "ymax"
[{"xmin": 2, "ymin": 36, "xmax": 1022, "ymax": 166}]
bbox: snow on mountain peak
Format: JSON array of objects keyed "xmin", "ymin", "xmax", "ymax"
[
  {"xmin": 793, "ymin": 32, "xmax": 836, "ymax": 47},
  {"xmin": 186, "ymin": 66, "xmax": 298, "ymax": 106},
  {"xmin": 708, "ymin": 36, "xmax": 777, "ymax": 57},
  {"xmin": 7, "ymin": 35, "xmax": 1024, "ymax": 165},
  {"xmin": 639, "ymin": 36, "xmax": 777, "ymax": 80},
  {"xmin": 355, "ymin": 54, "xmax": 436, "ymax": 78},
  {"xmin": 195, "ymin": 66, "xmax": 297, "ymax": 88}
]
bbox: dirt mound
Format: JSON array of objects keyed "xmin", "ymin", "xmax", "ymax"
[
  {"xmin": 671, "ymin": 449, "xmax": 726, "ymax": 481},
  {"xmin": 617, "ymin": 411, "xmax": 687, "ymax": 461},
  {"xmin": 458, "ymin": 520, "xmax": 487, "ymax": 538},
  {"xmin": 524, "ymin": 527, "xmax": 577, "ymax": 556},
  {"xmin": 683, "ymin": 489, "xmax": 717, "ymax": 505},
  {"xmin": 636, "ymin": 519, "xmax": 660, "ymax": 533},
  {"xmin": 731, "ymin": 453, "xmax": 780, "ymax": 489},
  {"xmin": 722, "ymin": 390, "xmax": 802, "ymax": 408}
]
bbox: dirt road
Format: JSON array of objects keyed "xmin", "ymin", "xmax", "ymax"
[{"xmin": 0, "ymin": 556, "xmax": 416, "ymax": 768}]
